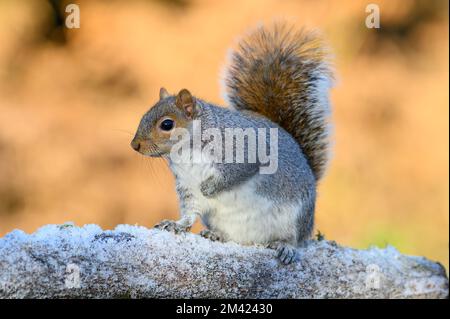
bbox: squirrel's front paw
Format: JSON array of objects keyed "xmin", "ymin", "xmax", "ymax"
[
  {"xmin": 200, "ymin": 229, "xmax": 224, "ymax": 242},
  {"xmin": 200, "ymin": 177, "xmax": 218, "ymax": 198},
  {"xmin": 154, "ymin": 219, "xmax": 191, "ymax": 234}
]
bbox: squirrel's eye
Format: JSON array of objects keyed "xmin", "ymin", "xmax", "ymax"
[{"xmin": 160, "ymin": 119, "xmax": 174, "ymax": 131}]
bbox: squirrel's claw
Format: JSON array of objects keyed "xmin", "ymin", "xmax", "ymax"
[
  {"xmin": 267, "ymin": 242, "xmax": 298, "ymax": 265},
  {"xmin": 200, "ymin": 229, "xmax": 224, "ymax": 242},
  {"xmin": 154, "ymin": 219, "xmax": 191, "ymax": 234},
  {"xmin": 277, "ymin": 245, "xmax": 297, "ymax": 264}
]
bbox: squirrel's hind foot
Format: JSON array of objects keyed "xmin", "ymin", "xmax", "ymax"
[
  {"xmin": 200, "ymin": 229, "xmax": 224, "ymax": 242},
  {"xmin": 267, "ymin": 242, "xmax": 298, "ymax": 265},
  {"xmin": 154, "ymin": 219, "xmax": 191, "ymax": 234}
]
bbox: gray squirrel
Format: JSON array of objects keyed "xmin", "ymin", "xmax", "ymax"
[{"xmin": 131, "ymin": 23, "xmax": 333, "ymax": 264}]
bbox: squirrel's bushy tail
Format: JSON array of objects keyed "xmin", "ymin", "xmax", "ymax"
[{"xmin": 224, "ymin": 23, "xmax": 333, "ymax": 180}]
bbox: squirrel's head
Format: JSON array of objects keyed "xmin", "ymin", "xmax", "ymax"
[{"xmin": 130, "ymin": 88, "xmax": 198, "ymax": 157}]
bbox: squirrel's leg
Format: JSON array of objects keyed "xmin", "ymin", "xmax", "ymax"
[
  {"xmin": 267, "ymin": 241, "xmax": 298, "ymax": 265},
  {"xmin": 154, "ymin": 183, "xmax": 200, "ymax": 234}
]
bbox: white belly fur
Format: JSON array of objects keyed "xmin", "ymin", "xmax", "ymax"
[{"xmin": 171, "ymin": 158, "xmax": 301, "ymax": 245}]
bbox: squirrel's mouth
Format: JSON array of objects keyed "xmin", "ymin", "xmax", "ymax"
[
  {"xmin": 130, "ymin": 138, "xmax": 166, "ymax": 157},
  {"xmin": 146, "ymin": 149, "xmax": 167, "ymax": 157}
]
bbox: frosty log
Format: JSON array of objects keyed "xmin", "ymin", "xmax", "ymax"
[{"xmin": 0, "ymin": 224, "xmax": 448, "ymax": 298}]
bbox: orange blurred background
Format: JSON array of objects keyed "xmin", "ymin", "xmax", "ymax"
[{"xmin": 0, "ymin": 0, "xmax": 448, "ymax": 270}]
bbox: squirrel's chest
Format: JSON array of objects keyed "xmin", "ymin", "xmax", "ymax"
[
  {"xmin": 170, "ymin": 160, "xmax": 259, "ymax": 213},
  {"xmin": 171, "ymin": 161, "xmax": 216, "ymax": 189}
]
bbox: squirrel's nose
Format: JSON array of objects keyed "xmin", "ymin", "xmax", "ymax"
[{"xmin": 130, "ymin": 139, "xmax": 141, "ymax": 152}]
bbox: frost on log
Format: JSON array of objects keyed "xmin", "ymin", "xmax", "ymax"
[{"xmin": 0, "ymin": 224, "xmax": 448, "ymax": 298}]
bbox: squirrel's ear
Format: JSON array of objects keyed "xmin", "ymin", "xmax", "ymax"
[
  {"xmin": 175, "ymin": 89, "xmax": 196, "ymax": 118},
  {"xmin": 159, "ymin": 87, "xmax": 170, "ymax": 100}
]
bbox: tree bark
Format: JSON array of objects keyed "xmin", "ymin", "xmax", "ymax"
[{"xmin": 0, "ymin": 224, "xmax": 448, "ymax": 298}]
